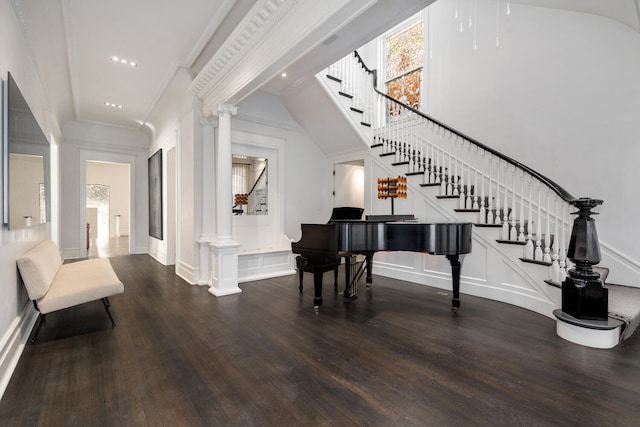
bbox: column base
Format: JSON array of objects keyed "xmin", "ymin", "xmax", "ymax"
[{"xmin": 208, "ymin": 240, "xmax": 242, "ymax": 297}]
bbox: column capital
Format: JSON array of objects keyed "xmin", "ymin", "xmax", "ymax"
[
  {"xmin": 200, "ymin": 117, "xmax": 218, "ymax": 127},
  {"xmin": 217, "ymin": 104, "xmax": 238, "ymax": 116}
]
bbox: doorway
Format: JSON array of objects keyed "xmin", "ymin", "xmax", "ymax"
[
  {"xmin": 334, "ymin": 160, "xmax": 365, "ymax": 210},
  {"xmin": 86, "ymin": 161, "xmax": 130, "ymax": 258}
]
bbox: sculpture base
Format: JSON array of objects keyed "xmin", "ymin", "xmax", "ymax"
[
  {"xmin": 562, "ymin": 276, "xmax": 608, "ymax": 320},
  {"xmin": 553, "ymin": 309, "xmax": 622, "ymax": 349}
]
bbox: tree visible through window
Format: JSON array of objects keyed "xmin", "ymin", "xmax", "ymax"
[{"xmin": 385, "ymin": 20, "xmax": 423, "ymax": 110}]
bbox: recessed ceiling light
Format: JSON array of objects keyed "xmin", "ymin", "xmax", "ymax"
[
  {"xmin": 281, "ymin": 72, "xmax": 287, "ymax": 77},
  {"xmin": 104, "ymin": 102, "xmax": 123, "ymax": 109},
  {"xmin": 110, "ymin": 56, "xmax": 137, "ymax": 68}
]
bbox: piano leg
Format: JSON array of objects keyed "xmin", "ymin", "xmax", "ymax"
[
  {"xmin": 313, "ymin": 270, "xmax": 324, "ymax": 310},
  {"xmin": 446, "ymin": 255, "xmax": 462, "ymax": 313},
  {"xmin": 343, "ymin": 255, "xmax": 358, "ymax": 300},
  {"xmin": 365, "ymin": 253, "xmax": 374, "ymax": 287}
]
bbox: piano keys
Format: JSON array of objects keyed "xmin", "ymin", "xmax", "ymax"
[{"xmin": 291, "ymin": 217, "xmax": 472, "ymax": 312}]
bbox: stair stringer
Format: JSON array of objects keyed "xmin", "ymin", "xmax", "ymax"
[{"xmin": 360, "ymin": 148, "xmax": 561, "ymax": 319}]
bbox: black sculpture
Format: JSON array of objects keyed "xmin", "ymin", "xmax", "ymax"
[{"xmin": 561, "ymin": 198, "xmax": 608, "ymax": 320}]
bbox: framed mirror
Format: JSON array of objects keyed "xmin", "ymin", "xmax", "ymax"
[
  {"xmin": 232, "ymin": 154, "xmax": 267, "ymax": 216},
  {"xmin": 2, "ymin": 72, "xmax": 50, "ymax": 229}
]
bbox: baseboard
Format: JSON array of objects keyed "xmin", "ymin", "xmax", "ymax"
[
  {"xmin": 238, "ymin": 250, "xmax": 295, "ymax": 283},
  {"xmin": 0, "ymin": 304, "xmax": 38, "ymax": 400},
  {"xmin": 148, "ymin": 245, "xmax": 167, "ymax": 266},
  {"xmin": 175, "ymin": 260, "xmax": 198, "ymax": 285},
  {"xmin": 372, "ymin": 261, "xmax": 558, "ymax": 318}
]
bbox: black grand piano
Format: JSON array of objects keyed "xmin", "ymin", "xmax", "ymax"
[{"xmin": 291, "ymin": 207, "xmax": 473, "ymax": 312}]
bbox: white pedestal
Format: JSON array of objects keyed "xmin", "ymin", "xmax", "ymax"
[
  {"xmin": 208, "ymin": 240, "xmax": 242, "ymax": 297},
  {"xmin": 553, "ymin": 309, "xmax": 623, "ymax": 349}
]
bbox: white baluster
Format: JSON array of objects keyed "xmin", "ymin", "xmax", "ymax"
[
  {"xmin": 472, "ymin": 146, "xmax": 479, "ymax": 210},
  {"xmin": 535, "ymin": 185, "xmax": 543, "ymax": 260},
  {"xmin": 478, "ymin": 150, "xmax": 486, "ymax": 224},
  {"xmin": 501, "ymin": 164, "xmax": 510, "ymax": 239},
  {"xmin": 466, "ymin": 142, "xmax": 472, "ymax": 209},
  {"xmin": 550, "ymin": 196, "xmax": 560, "ymax": 282},
  {"xmin": 518, "ymin": 172, "xmax": 526, "ymax": 241},
  {"xmin": 494, "ymin": 159, "xmax": 501, "ymax": 225},
  {"xmin": 440, "ymin": 147, "xmax": 447, "ymax": 195},
  {"xmin": 543, "ymin": 190, "xmax": 552, "ymax": 263},
  {"xmin": 459, "ymin": 140, "xmax": 466, "ymax": 208},
  {"xmin": 429, "ymin": 141, "xmax": 436, "ymax": 184},
  {"xmin": 524, "ymin": 178, "xmax": 534, "ymax": 259},
  {"xmin": 510, "ymin": 167, "xmax": 517, "ymax": 241},
  {"xmin": 452, "ymin": 135, "xmax": 458, "ymax": 197},
  {"xmin": 559, "ymin": 202, "xmax": 568, "ymax": 282},
  {"xmin": 487, "ymin": 154, "xmax": 493, "ymax": 224},
  {"xmin": 447, "ymin": 132, "xmax": 453, "ymax": 196}
]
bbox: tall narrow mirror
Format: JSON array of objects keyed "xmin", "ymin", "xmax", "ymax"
[
  {"xmin": 3, "ymin": 73, "xmax": 50, "ymax": 229},
  {"xmin": 232, "ymin": 155, "xmax": 267, "ymax": 215}
]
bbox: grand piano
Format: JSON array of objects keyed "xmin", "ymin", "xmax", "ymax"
[{"xmin": 291, "ymin": 208, "xmax": 473, "ymax": 312}]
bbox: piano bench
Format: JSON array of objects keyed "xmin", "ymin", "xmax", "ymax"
[{"xmin": 295, "ymin": 256, "xmax": 340, "ymax": 293}]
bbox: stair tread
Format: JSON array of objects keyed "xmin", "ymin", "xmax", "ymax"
[{"xmin": 519, "ymin": 257, "xmax": 552, "ymax": 267}]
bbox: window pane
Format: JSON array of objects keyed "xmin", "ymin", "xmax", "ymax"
[
  {"xmin": 385, "ymin": 20, "xmax": 423, "ymax": 81},
  {"xmin": 387, "ymin": 68, "xmax": 421, "ymax": 109}
]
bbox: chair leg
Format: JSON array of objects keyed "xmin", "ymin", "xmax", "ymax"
[
  {"xmin": 102, "ymin": 298, "xmax": 116, "ymax": 327},
  {"xmin": 30, "ymin": 313, "xmax": 46, "ymax": 343}
]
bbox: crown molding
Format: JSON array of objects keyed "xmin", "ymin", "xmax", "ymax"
[{"xmin": 190, "ymin": 0, "xmax": 291, "ymax": 96}]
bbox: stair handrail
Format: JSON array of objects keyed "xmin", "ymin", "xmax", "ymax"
[
  {"xmin": 247, "ymin": 163, "xmax": 267, "ymax": 197},
  {"xmin": 352, "ymin": 50, "xmax": 576, "ymax": 204}
]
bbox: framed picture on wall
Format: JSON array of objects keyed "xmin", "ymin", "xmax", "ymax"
[{"xmin": 148, "ymin": 149, "xmax": 163, "ymax": 240}]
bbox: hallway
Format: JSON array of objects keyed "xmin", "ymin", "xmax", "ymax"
[{"xmin": 88, "ymin": 236, "xmax": 129, "ymax": 258}]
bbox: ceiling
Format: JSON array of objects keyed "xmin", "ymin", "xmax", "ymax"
[
  {"xmin": 9, "ymin": 0, "xmax": 640, "ymax": 134},
  {"xmin": 11, "ymin": 0, "xmax": 241, "ymax": 131},
  {"xmin": 515, "ymin": 0, "xmax": 640, "ymax": 32}
]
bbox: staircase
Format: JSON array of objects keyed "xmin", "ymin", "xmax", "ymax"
[{"xmin": 317, "ymin": 51, "xmax": 640, "ymax": 348}]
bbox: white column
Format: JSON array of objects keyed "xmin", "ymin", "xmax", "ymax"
[
  {"xmin": 216, "ymin": 104, "xmax": 236, "ymax": 243},
  {"xmin": 209, "ymin": 104, "xmax": 242, "ymax": 297}
]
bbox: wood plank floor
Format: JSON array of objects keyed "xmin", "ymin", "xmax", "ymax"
[{"xmin": 2, "ymin": 254, "xmax": 640, "ymax": 426}]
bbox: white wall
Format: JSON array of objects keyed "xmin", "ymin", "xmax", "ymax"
[
  {"xmin": 0, "ymin": 0, "xmax": 57, "ymax": 399},
  {"xmin": 175, "ymin": 110, "xmax": 199, "ymax": 282}
]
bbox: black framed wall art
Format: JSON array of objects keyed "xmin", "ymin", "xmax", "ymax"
[{"xmin": 148, "ymin": 149, "xmax": 163, "ymax": 240}]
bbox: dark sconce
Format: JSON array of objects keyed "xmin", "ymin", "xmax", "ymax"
[{"xmin": 562, "ymin": 198, "xmax": 608, "ymax": 320}]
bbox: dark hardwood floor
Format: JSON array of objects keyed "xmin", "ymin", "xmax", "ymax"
[{"xmin": 2, "ymin": 254, "xmax": 640, "ymax": 426}]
